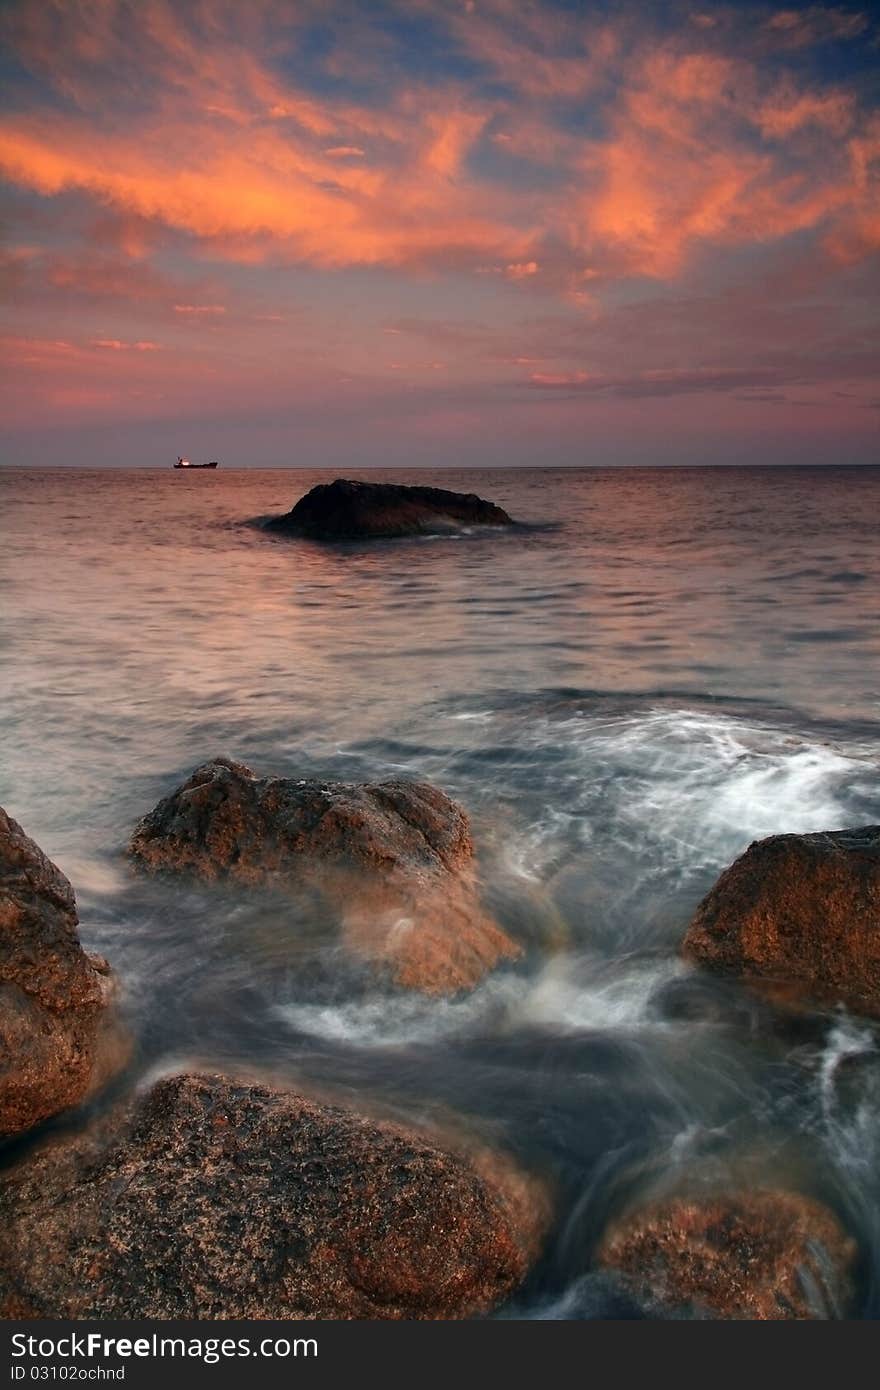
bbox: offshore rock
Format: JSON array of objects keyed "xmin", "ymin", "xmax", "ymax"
[
  {"xmin": 129, "ymin": 758, "xmax": 519, "ymax": 993},
  {"xmin": 683, "ymin": 827, "xmax": 880, "ymax": 1017},
  {"xmin": 265, "ymin": 478, "xmax": 515, "ymax": 540},
  {"xmin": 0, "ymin": 1072, "xmax": 546, "ymax": 1319}
]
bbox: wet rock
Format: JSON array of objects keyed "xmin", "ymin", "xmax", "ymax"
[
  {"xmin": 0, "ymin": 808, "xmax": 121, "ymax": 1137},
  {"xmin": 129, "ymin": 758, "xmax": 519, "ymax": 993},
  {"xmin": 0, "ymin": 1072, "xmax": 546, "ymax": 1319},
  {"xmin": 598, "ymin": 1190, "xmax": 855, "ymax": 1319},
  {"xmin": 265, "ymin": 478, "xmax": 515, "ymax": 540},
  {"xmin": 683, "ymin": 827, "xmax": 880, "ymax": 1018}
]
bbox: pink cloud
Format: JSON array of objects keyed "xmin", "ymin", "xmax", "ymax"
[
  {"xmin": 505, "ymin": 261, "xmax": 539, "ymax": 279},
  {"xmin": 527, "ymin": 366, "xmax": 794, "ymax": 397},
  {"xmin": 92, "ymin": 338, "xmax": 161, "ymax": 351}
]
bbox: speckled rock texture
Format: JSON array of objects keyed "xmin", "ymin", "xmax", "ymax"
[
  {"xmin": 0, "ymin": 1072, "xmax": 546, "ymax": 1319},
  {"xmin": 598, "ymin": 1190, "xmax": 855, "ymax": 1319},
  {"xmin": 265, "ymin": 478, "xmax": 515, "ymax": 540},
  {"xmin": 129, "ymin": 758, "xmax": 519, "ymax": 993},
  {"xmin": 683, "ymin": 827, "xmax": 880, "ymax": 1017},
  {"xmin": 0, "ymin": 807, "xmax": 119, "ymax": 1137}
]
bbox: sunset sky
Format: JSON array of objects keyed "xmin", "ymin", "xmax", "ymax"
[{"xmin": 1, "ymin": 0, "xmax": 878, "ymax": 467}]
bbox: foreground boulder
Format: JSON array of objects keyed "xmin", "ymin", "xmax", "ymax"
[
  {"xmin": 0, "ymin": 808, "xmax": 120, "ymax": 1137},
  {"xmin": 683, "ymin": 827, "xmax": 880, "ymax": 1017},
  {"xmin": 265, "ymin": 478, "xmax": 515, "ymax": 540},
  {"xmin": 129, "ymin": 758, "xmax": 519, "ymax": 993},
  {"xmin": 0, "ymin": 1072, "xmax": 545, "ymax": 1319},
  {"xmin": 598, "ymin": 1190, "xmax": 855, "ymax": 1319}
]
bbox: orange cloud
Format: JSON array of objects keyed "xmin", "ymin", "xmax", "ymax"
[
  {"xmin": 762, "ymin": 7, "xmax": 868, "ymax": 48},
  {"xmin": 0, "ymin": 0, "xmax": 536, "ymax": 274},
  {"xmin": 758, "ymin": 90, "xmax": 855, "ymax": 138},
  {"xmin": 563, "ymin": 44, "xmax": 867, "ymax": 277},
  {"xmin": 422, "ymin": 109, "xmax": 487, "ymax": 179},
  {"xmin": 0, "ymin": 100, "xmax": 532, "ymax": 272},
  {"xmin": 0, "ymin": 0, "xmax": 876, "ymax": 294},
  {"xmin": 446, "ymin": 0, "xmax": 619, "ymax": 100}
]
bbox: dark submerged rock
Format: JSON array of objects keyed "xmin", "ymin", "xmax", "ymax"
[
  {"xmin": 683, "ymin": 826, "xmax": 880, "ymax": 1018},
  {"xmin": 0, "ymin": 808, "xmax": 121, "ymax": 1137},
  {"xmin": 598, "ymin": 1190, "xmax": 855, "ymax": 1320},
  {"xmin": 0, "ymin": 1072, "xmax": 546, "ymax": 1319},
  {"xmin": 129, "ymin": 758, "xmax": 519, "ymax": 993},
  {"xmin": 265, "ymin": 478, "xmax": 515, "ymax": 540}
]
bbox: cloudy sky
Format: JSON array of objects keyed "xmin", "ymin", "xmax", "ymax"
[{"xmin": 1, "ymin": 0, "xmax": 878, "ymax": 466}]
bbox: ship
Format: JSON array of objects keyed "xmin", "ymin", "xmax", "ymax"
[{"xmin": 173, "ymin": 456, "xmax": 219, "ymax": 469}]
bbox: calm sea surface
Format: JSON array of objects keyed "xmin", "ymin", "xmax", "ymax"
[{"xmin": 2, "ymin": 465, "xmax": 880, "ymax": 1317}]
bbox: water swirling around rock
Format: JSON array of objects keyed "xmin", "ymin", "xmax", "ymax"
[{"xmin": 2, "ymin": 464, "xmax": 880, "ymax": 1317}]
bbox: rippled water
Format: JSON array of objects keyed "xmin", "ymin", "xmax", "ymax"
[{"xmin": 2, "ymin": 465, "xmax": 880, "ymax": 1318}]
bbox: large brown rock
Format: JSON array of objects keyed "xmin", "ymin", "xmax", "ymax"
[
  {"xmin": 683, "ymin": 827, "xmax": 880, "ymax": 1017},
  {"xmin": 0, "ymin": 808, "xmax": 119, "ymax": 1137},
  {"xmin": 0, "ymin": 1072, "xmax": 546, "ymax": 1319},
  {"xmin": 129, "ymin": 758, "xmax": 519, "ymax": 993},
  {"xmin": 598, "ymin": 1190, "xmax": 855, "ymax": 1319},
  {"xmin": 265, "ymin": 478, "xmax": 515, "ymax": 540}
]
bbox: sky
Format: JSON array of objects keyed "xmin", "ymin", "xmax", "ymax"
[{"xmin": 1, "ymin": 0, "xmax": 878, "ymax": 468}]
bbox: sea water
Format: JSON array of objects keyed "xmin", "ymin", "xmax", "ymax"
[{"xmin": 2, "ymin": 464, "xmax": 879, "ymax": 1316}]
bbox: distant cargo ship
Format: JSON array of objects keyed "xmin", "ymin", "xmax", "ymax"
[{"xmin": 173, "ymin": 456, "xmax": 219, "ymax": 469}]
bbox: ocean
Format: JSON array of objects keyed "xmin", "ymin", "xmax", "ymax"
[{"xmin": 2, "ymin": 464, "xmax": 880, "ymax": 1317}]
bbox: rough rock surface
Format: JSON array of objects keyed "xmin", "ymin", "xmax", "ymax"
[
  {"xmin": 598, "ymin": 1190, "xmax": 855, "ymax": 1319},
  {"xmin": 0, "ymin": 1072, "xmax": 546, "ymax": 1319},
  {"xmin": 0, "ymin": 807, "xmax": 118, "ymax": 1136},
  {"xmin": 266, "ymin": 478, "xmax": 515, "ymax": 539},
  {"xmin": 683, "ymin": 827, "xmax": 880, "ymax": 1017},
  {"xmin": 129, "ymin": 758, "xmax": 519, "ymax": 993}
]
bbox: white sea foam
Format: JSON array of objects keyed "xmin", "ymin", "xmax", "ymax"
[
  {"xmin": 276, "ymin": 952, "xmax": 683, "ymax": 1047},
  {"xmin": 515, "ymin": 955, "xmax": 684, "ymax": 1033},
  {"xmin": 276, "ymin": 973, "xmax": 526, "ymax": 1047},
  {"xmin": 501, "ymin": 807, "xmax": 586, "ymax": 881},
  {"xmin": 501, "ymin": 706, "xmax": 878, "ymax": 887},
  {"xmin": 817, "ymin": 1016, "xmax": 879, "ymax": 1177},
  {"xmin": 55, "ymin": 853, "xmax": 129, "ymax": 899}
]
